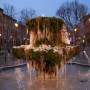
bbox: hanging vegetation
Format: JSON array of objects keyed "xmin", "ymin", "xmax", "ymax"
[{"xmin": 26, "ymin": 16, "xmax": 66, "ymax": 47}]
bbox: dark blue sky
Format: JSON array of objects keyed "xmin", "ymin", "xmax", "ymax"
[{"xmin": 0, "ymin": 0, "xmax": 90, "ymax": 16}]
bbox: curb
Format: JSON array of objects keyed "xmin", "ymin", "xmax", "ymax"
[
  {"xmin": 0, "ymin": 62, "xmax": 90, "ymax": 72},
  {"xmin": 68, "ymin": 62, "xmax": 90, "ymax": 67},
  {"xmin": 0, "ymin": 63, "xmax": 27, "ymax": 72}
]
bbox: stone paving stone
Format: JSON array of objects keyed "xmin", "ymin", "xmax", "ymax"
[
  {"xmin": 69, "ymin": 47, "xmax": 90, "ymax": 66},
  {"xmin": 0, "ymin": 64, "xmax": 90, "ymax": 90}
]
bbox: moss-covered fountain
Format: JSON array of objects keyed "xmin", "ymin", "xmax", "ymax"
[
  {"xmin": 26, "ymin": 16, "xmax": 70, "ymax": 46},
  {"xmin": 12, "ymin": 17, "xmax": 80, "ymax": 79}
]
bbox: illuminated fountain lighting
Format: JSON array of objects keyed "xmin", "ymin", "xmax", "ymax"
[
  {"xmin": 61, "ymin": 25, "xmax": 70, "ymax": 45},
  {"xmin": 88, "ymin": 18, "xmax": 90, "ymax": 22},
  {"xmin": 15, "ymin": 23, "xmax": 19, "ymax": 28},
  {"xmin": 29, "ymin": 31, "xmax": 34, "ymax": 47},
  {"xmin": 0, "ymin": 33, "xmax": 1, "ymax": 37}
]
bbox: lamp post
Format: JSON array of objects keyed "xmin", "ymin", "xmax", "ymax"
[
  {"xmin": 4, "ymin": 36, "xmax": 7, "ymax": 64},
  {"xmin": 9, "ymin": 35, "xmax": 13, "ymax": 51},
  {"xmin": 15, "ymin": 23, "xmax": 19, "ymax": 28},
  {"xmin": 14, "ymin": 22, "xmax": 19, "ymax": 46},
  {"xmin": 82, "ymin": 35, "xmax": 86, "ymax": 51},
  {"xmin": 82, "ymin": 39, "xmax": 85, "ymax": 51},
  {"xmin": 74, "ymin": 28, "xmax": 77, "ymax": 45},
  {"xmin": 74, "ymin": 28, "xmax": 77, "ymax": 32}
]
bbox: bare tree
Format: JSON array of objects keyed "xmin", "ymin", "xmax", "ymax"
[
  {"xmin": 3, "ymin": 4, "xmax": 16, "ymax": 18},
  {"xmin": 20, "ymin": 8, "xmax": 36, "ymax": 23},
  {"xmin": 56, "ymin": 0, "xmax": 88, "ymax": 30}
]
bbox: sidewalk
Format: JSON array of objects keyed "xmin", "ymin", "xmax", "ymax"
[
  {"xmin": 0, "ymin": 52, "xmax": 27, "ymax": 71},
  {"xmin": 0, "ymin": 63, "xmax": 26, "ymax": 71},
  {"xmin": 68, "ymin": 47, "xmax": 90, "ymax": 66}
]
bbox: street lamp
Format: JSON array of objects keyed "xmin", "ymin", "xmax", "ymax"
[
  {"xmin": 15, "ymin": 23, "xmax": 19, "ymax": 28},
  {"xmin": 73, "ymin": 28, "xmax": 77, "ymax": 45},
  {"xmin": 14, "ymin": 22, "xmax": 19, "ymax": 46},
  {"xmin": 0, "ymin": 33, "xmax": 1, "ymax": 37},
  {"xmin": 82, "ymin": 34, "xmax": 87, "ymax": 50},
  {"xmin": 74, "ymin": 28, "xmax": 77, "ymax": 32},
  {"xmin": 82, "ymin": 39, "xmax": 85, "ymax": 51}
]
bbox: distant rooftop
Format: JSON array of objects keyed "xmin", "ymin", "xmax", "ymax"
[
  {"xmin": 0, "ymin": 8, "xmax": 3, "ymax": 12},
  {"xmin": 0, "ymin": 8, "xmax": 17, "ymax": 22}
]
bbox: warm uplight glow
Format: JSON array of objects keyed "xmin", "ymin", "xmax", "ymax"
[
  {"xmin": 10, "ymin": 36, "xmax": 13, "ymax": 39},
  {"xmin": 88, "ymin": 18, "xmax": 90, "ymax": 22},
  {"xmin": 27, "ymin": 29, "xmax": 28, "ymax": 34},
  {"xmin": 15, "ymin": 23, "xmax": 19, "ymax": 28},
  {"xmin": 30, "ymin": 31, "xmax": 35, "ymax": 46},
  {"xmin": 74, "ymin": 28, "xmax": 77, "ymax": 32},
  {"xmin": 69, "ymin": 33, "xmax": 70, "ymax": 36},
  {"xmin": 82, "ymin": 39, "xmax": 85, "ymax": 43},
  {"xmin": 0, "ymin": 34, "xmax": 1, "ymax": 37}
]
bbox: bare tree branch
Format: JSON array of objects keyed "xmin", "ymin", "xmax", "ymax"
[
  {"xmin": 56, "ymin": 0, "xmax": 88, "ymax": 30},
  {"xmin": 20, "ymin": 8, "xmax": 36, "ymax": 24},
  {"xmin": 3, "ymin": 4, "xmax": 16, "ymax": 18}
]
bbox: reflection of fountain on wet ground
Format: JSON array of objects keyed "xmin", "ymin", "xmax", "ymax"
[{"xmin": 0, "ymin": 64, "xmax": 90, "ymax": 90}]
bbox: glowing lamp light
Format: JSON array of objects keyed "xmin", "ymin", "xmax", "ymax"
[
  {"xmin": 74, "ymin": 28, "xmax": 77, "ymax": 32},
  {"xmin": 82, "ymin": 39, "xmax": 85, "ymax": 43},
  {"xmin": 88, "ymin": 18, "xmax": 90, "ymax": 22},
  {"xmin": 69, "ymin": 33, "xmax": 70, "ymax": 36},
  {"xmin": 0, "ymin": 34, "xmax": 1, "ymax": 37},
  {"xmin": 15, "ymin": 23, "xmax": 19, "ymax": 28}
]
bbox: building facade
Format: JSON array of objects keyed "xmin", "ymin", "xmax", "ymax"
[
  {"xmin": 0, "ymin": 8, "xmax": 27, "ymax": 52},
  {"xmin": 75, "ymin": 14, "xmax": 90, "ymax": 45}
]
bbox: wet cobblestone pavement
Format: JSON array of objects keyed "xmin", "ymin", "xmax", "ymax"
[{"xmin": 0, "ymin": 64, "xmax": 90, "ymax": 90}]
